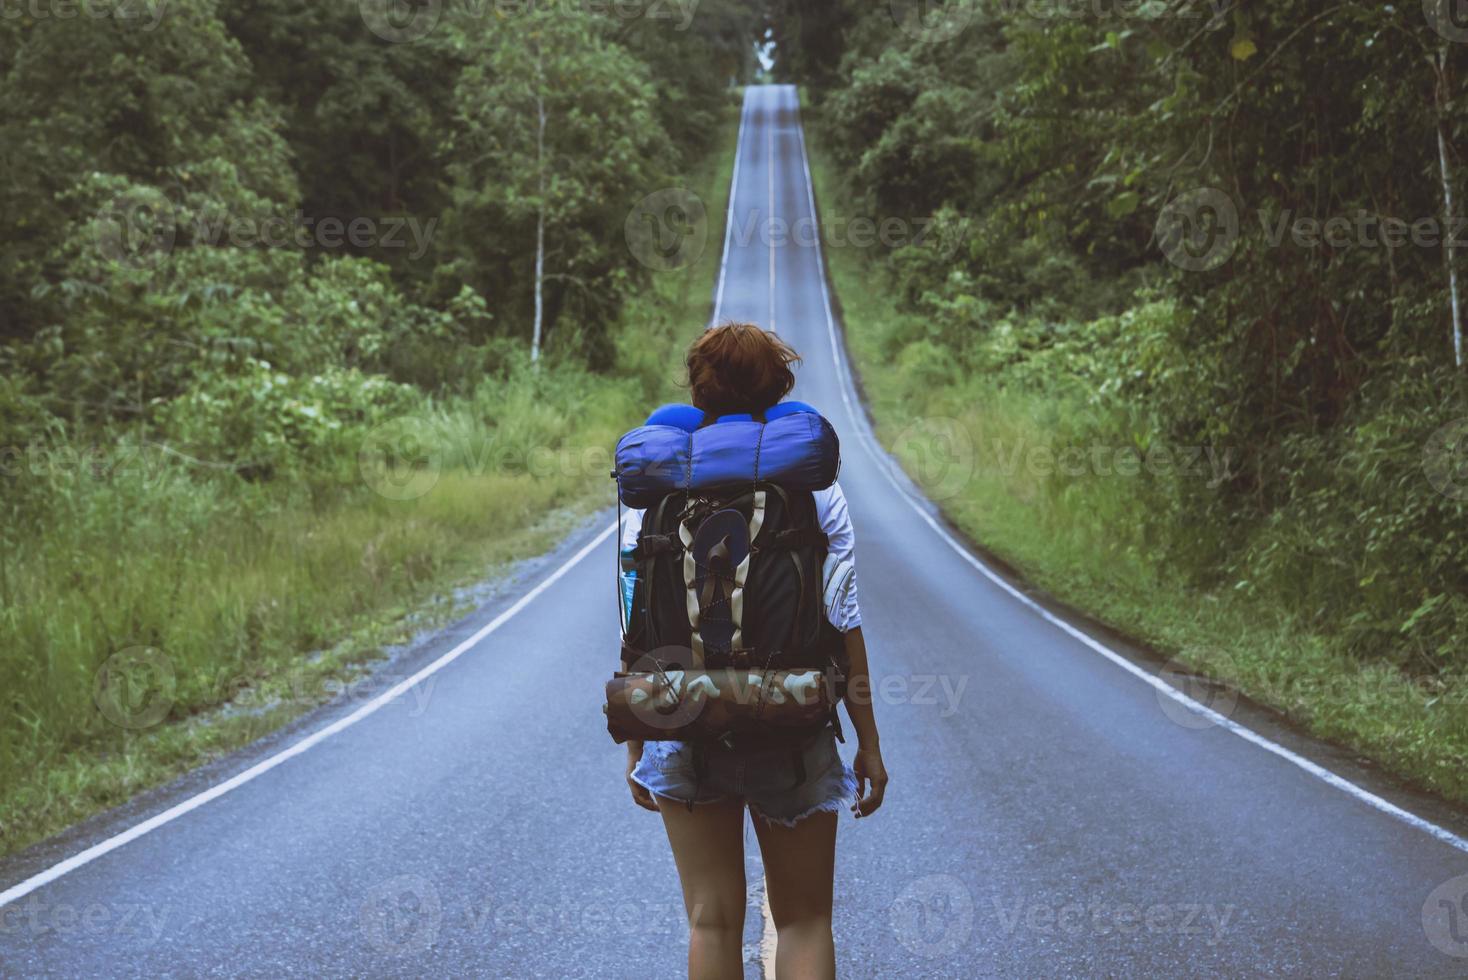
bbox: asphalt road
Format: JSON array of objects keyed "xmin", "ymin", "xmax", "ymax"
[{"xmin": 4, "ymin": 84, "xmax": 1468, "ymax": 979}]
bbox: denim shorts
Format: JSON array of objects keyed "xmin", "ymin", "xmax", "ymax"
[{"xmin": 630, "ymin": 727, "xmax": 857, "ymax": 827}]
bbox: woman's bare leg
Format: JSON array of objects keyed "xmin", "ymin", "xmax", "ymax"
[
  {"xmin": 753, "ymin": 811, "xmax": 837, "ymax": 979},
  {"xmin": 657, "ymin": 795, "xmax": 748, "ymax": 980}
]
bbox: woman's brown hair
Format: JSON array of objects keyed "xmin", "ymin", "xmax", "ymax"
[{"xmin": 686, "ymin": 322, "xmax": 801, "ymax": 418}]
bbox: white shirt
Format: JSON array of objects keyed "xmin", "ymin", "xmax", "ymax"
[{"xmin": 620, "ymin": 481, "xmax": 861, "ymax": 632}]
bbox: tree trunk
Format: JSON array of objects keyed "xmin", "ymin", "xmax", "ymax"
[
  {"xmin": 530, "ymin": 32, "xmax": 548, "ymax": 365},
  {"xmin": 531, "ymin": 87, "xmax": 546, "ymax": 364},
  {"xmin": 1438, "ymin": 124, "xmax": 1462, "ymax": 368},
  {"xmin": 1434, "ymin": 39, "xmax": 1464, "ymax": 368}
]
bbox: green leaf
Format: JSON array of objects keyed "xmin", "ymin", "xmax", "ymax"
[{"xmin": 1106, "ymin": 191, "xmax": 1141, "ymax": 219}]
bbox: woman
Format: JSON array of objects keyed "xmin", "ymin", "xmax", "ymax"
[{"xmin": 621, "ymin": 322, "xmax": 889, "ymax": 979}]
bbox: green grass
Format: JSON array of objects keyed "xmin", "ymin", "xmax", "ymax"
[
  {"xmin": 0, "ymin": 99, "xmax": 743, "ymax": 859},
  {"xmin": 804, "ymin": 121, "xmax": 1468, "ymax": 805}
]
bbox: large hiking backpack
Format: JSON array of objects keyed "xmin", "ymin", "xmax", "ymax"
[{"xmin": 604, "ymin": 407, "xmax": 847, "ymax": 745}]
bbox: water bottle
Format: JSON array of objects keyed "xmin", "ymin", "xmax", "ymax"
[{"xmin": 619, "ymin": 548, "xmax": 637, "ymax": 628}]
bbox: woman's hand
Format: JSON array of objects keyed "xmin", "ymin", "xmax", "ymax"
[
  {"xmin": 851, "ymin": 744, "xmax": 888, "ymax": 818},
  {"xmin": 626, "ymin": 743, "xmax": 658, "ymax": 812}
]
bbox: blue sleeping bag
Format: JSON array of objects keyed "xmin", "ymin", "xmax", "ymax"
[{"xmin": 615, "ymin": 401, "xmax": 839, "ymax": 507}]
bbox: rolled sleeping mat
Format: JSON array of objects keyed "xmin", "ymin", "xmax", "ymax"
[
  {"xmin": 614, "ymin": 413, "xmax": 840, "ymax": 508},
  {"xmin": 603, "ymin": 667, "xmax": 839, "ymax": 743}
]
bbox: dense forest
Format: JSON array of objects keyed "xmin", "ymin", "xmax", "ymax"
[
  {"xmin": 6, "ymin": 0, "xmax": 1468, "ymax": 846},
  {"xmin": 0, "ymin": 0, "xmax": 758, "ymax": 851},
  {"xmin": 1, "ymin": 0, "xmax": 757, "ymax": 418},
  {"xmin": 771, "ymin": 1, "xmax": 1468, "ymax": 790}
]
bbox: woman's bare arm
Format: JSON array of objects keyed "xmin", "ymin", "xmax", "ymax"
[{"xmin": 842, "ymin": 626, "xmax": 889, "ymax": 817}]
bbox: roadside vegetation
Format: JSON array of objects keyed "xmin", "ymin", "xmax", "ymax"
[
  {"xmin": 0, "ymin": 0, "xmax": 755, "ymax": 856},
  {"xmin": 780, "ymin": 1, "xmax": 1468, "ymax": 800}
]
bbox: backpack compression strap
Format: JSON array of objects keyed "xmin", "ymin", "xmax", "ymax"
[{"xmin": 679, "ymin": 490, "xmax": 766, "ymax": 661}]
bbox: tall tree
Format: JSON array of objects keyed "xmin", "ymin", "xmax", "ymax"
[{"xmin": 441, "ymin": 2, "xmax": 674, "ymax": 361}]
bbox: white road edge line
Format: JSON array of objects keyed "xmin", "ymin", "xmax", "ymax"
[
  {"xmin": 788, "ymin": 89, "xmax": 1468, "ymax": 858},
  {"xmin": 711, "ymin": 84, "xmax": 753, "ymax": 326},
  {"xmin": 0, "ymin": 522, "xmax": 620, "ymax": 910}
]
